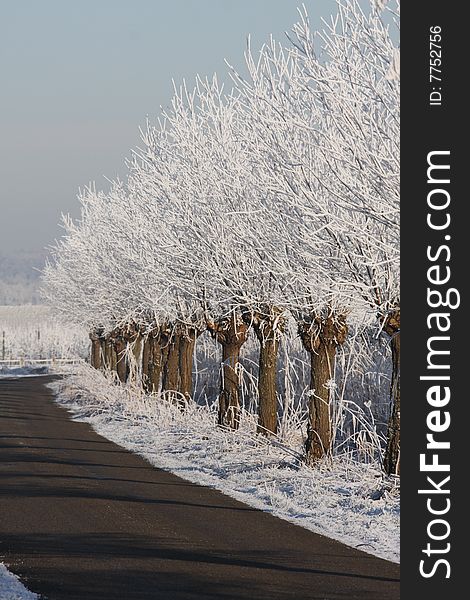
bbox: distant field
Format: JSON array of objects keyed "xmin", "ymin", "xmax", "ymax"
[{"xmin": 0, "ymin": 305, "xmax": 89, "ymax": 361}]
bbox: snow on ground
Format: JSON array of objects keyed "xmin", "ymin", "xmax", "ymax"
[
  {"xmin": 0, "ymin": 304, "xmax": 88, "ymax": 361},
  {"xmin": 50, "ymin": 364, "xmax": 400, "ymax": 564},
  {"xmin": 0, "ymin": 564, "xmax": 38, "ymax": 600}
]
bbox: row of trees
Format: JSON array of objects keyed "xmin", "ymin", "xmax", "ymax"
[{"xmin": 43, "ymin": 1, "xmax": 400, "ymax": 473}]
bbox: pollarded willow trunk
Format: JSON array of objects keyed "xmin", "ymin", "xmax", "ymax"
[
  {"xmin": 178, "ymin": 328, "xmax": 199, "ymax": 403},
  {"xmin": 101, "ymin": 336, "xmax": 109, "ymax": 369},
  {"xmin": 299, "ymin": 314, "xmax": 348, "ymax": 465},
  {"xmin": 100, "ymin": 336, "xmax": 107, "ymax": 368},
  {"xmin": 148, "ymin": 332, "xmax": 163, "ymax": 393},
  {"xmin": 142, "ymin": 328, "xmax": 164, "ymax": 394},
  {"xmin": 161, "ymin": 326, "xmax": 181, "ymax": 400},
  {"xmin": 89, "ymin": 330, "xmax": 102, "ymax": 369},
  {"xmin": 247, "ymin": 307, "xmax": 285, "ymax": 436},
  {"xmin": 128, "ymin": 326, "xmax": 143, "ymax": 385},
  {"xmin": 112, "ymin": 329, "xmax": 128, "ymax": 384},
  {"xmin": 208, "ymin": 314, "xmax": 248, "ymax": 430},
  {"xmin": 105, "ymin": 336, "xmax": 117, "ymax": 373},
  {"xmin": 159, "ymin": 337, "xmax": 170, "ymax": 389},
  {"xmin": 142, "ymin": 334, "xmax": 151, "ymax": 389},
  {"xmin": 256, "ymin": 334, "xmax": 279, "ymax": 435},
  {"xmin": 383, "ymin": 309, "xmax": 400, "ymax": 476}
]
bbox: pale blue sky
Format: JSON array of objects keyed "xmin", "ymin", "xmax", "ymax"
[{"xmin": 0, "ymin": 0, "xmax": 334, "ymax": 254}]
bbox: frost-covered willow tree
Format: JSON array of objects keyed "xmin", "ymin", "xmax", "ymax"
[
  {"xmin": 43, "ymin": 0, "xmax": 400, "ymax": 472},
  {"xmin": 43, "ymin": 182, "xmax": 178, "ymax": 388},
  {"xmin": 284, "ymin": 0, "xmax": 400, "ymax": 471},
  {"xmin": 130, "ymin": 77, "xmax": 291, "ymax": 434},
  {"xmin": 42, "ymin": 186, "xmax": 128, "ymax": 370},
  {"xmin": 223, "ymin": 0, "xmax": 399, "ymax": 464},
  {"xmin": 43, "ymin": 186, "xmax": 121, "ymax": 378},
  {"xmin": 93, "ymin": 178, "xmax": 201, "ymax": 401},
  {"xmin": 224, "ymin": 37, "xmax": 350, "ymax": 463},
  {"xmin": 125, "ymin": 126, "xmax": 209, "ymax": 404}
]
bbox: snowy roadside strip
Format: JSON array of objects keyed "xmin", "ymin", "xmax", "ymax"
[
  {"xmin": 0, "ymin": 564, "xmax": 38, "ymax": 600},
  {"xmin": 49, "ymin": 366, "xmax": 400, "ymax": 564}
]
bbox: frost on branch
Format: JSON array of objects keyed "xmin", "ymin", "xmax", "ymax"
[{"xmin": 42, "ymin": 0, "xmax": 400, "ymax": 474}]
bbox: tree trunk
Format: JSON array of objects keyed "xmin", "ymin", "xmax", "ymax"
[
  {"xmin": 256, "ymin": 335, "xmax": 279, "ymax": 435},
  {"xmin": 113, "ymin": 332, "xmax": 128, "ymax": 384},
  {"xmin": 306, "ymin": 340, "xmax": 336, "ymax": 463},
  {"xmin": 101, "ymin": 337, "xmax": 108, "ymax": 369},
  {"xmin": 142, "ymin": 335, "xmax": 151, "ymax": 391},
  {"xmin": 159, "ymin": 340, "xmax": 170, "ymax": 390},
  {"xmin": 161, "ymin": 328, "xmax": 181, "ymax": 400},
  {"xmin": 129, "ymin": 331, "xmax": 143, "ymax": 384},
  {"xmin": 106, "ymin": 337, "xmax": 117, "ymax": 373},
  {"xmin": 100, "ymin": 337, "xmax": 107, "ymax": 368},
  {"xmin": 89, "ymin": 333, "xmax": 102, "ymax": 369},
  {"xmin": 299, "ymin": 314, "xmax": 348, "ymax": 465},
  {"xmin": 148, "ymin": 334, "xmax": 163, "ymax": 393},
  {"xmin": 219, "ymin": 343, "xmax": 242, "ymax": 428},
  {"xmin": 179, "ymin": 329, "xmax": 197, "ymax": 403},
  {"xmin": 249, "ymin": 309, "xmax": 284, "ymax": 436},
  {"xmin": 208, "ymin": 315, "xmax": 248, "ymax": 430},
  {"xmin": 383, "ymin": 310, "xmax": 400, "ymax": 475}
]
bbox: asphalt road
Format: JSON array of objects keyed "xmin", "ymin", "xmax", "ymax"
[{"xmin": 0, "ymin": 376, "xmax": 400, "ymax": 600}]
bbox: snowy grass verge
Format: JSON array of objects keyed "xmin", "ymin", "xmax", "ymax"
[
  {"xmin": 0, "ymin": 564, "xmax": 38, "ymax": 600},
  {"xmin": 49, "ymin": 364, "xmax": 399, "ymax": 563}
]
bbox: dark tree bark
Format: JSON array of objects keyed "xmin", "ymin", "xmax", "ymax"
[
  {"xmin": 208, "ymin": 314, "xmax": 248, "ymax": 430},
  {"xmin": 89, "ymin": 330, "xmax": 102, "ymax": 369},
  {"xmin": 142, "ymin": 334, "xmax": 152, "ymax": 391},
  {"xmin": 299, "ymin": 314, "xmax": 348, "ymax": 465},
  {"xmin": 105, "ymin": 337, "xmax": 117, "ymax": 373},
  {"xmin": 129, "ymin": 329, "xmax": 143, "ymax": 384},
  {"xmin": 161, "ymin": 327, "xmax": 181, "ymax": 400},
  {"xmin": 159, "ymin": 334, "xmax": 170, "ymax": 390},
  {"xmin": 100, "ymin": 337, "xmax": 107, "ymax": 368},
  {"xmin": 142, "ymin": 328, "xmax": 165, "ymax": 394},
  {"xmin": 148, "ymin": 333, "xmax": 163, "ymax": 394},
  {"xmin": 178, "ymin": 328, "xmax": 198, "ymax": 403},
  {"xmin": 246, "ymin": 307, "xmax": 284, "ymax": 436},
  {"xmin": 112, "ymin": 329, "xmax": 128, "ymax": 384},
  {"xmin": 101, "ymin": 337, "xmax": 109, "ymax": 369},
  {"xmin": 383, "ymin": 310, "xmax": 400, "ymax": 476},
  {"xmin": 256, "ymin": 334, "xmax": 279, "ymax": 435}
]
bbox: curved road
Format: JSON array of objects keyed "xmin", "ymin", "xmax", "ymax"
[{"xmin": 0, "ymin": 376, "xmax": 399, "ymax": 599}]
